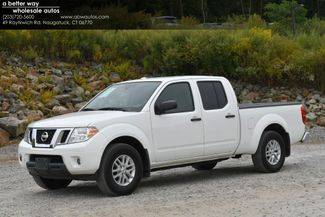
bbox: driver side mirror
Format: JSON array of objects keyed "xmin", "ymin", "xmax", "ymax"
[{"xmin": 155, "ymin": 100, "xmax": 177, "ymax": 115}]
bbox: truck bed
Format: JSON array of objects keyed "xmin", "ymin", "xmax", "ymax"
[{"xmin": 239, "ymin": 102, "xmax": 300, "ymax": 109}]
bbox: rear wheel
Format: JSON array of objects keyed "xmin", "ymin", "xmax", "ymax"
[
  {"xmin": 192, "ymin": 161, "xmax": 218, "ymax": 170},
  {"xmin": 97, "ymin": 143, "xmax": 143, "ymax": 196},
  {"xmin": 252, "ymin": 130, "xmax": 285, "ymax": 173},
  {"xmin": 33, "ymin": 176, "xmax": 71, "ymax": 190}
]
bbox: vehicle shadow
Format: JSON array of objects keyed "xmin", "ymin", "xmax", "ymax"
[{"xmin": 32, "ymin": 163, "xmax": 296, "ymax": 197}]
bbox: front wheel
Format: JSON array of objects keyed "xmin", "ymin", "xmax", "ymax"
[
  {"xmin": 97, "ymin": 143, "xmax": 143, "ymax": 196},
  {"xmin": 252, "ymin": 130, "xmax": 285, "ymax": 173},
  {"xmin": 33, "ymin": 176, "xmax": 71, "ymax": 190}
]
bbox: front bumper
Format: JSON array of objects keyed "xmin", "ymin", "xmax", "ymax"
[
  {"xmin": 26, "ymin": 155, "xmax": 71, "ymax": 179},
  {"xmin": 300, "ymin": 131, "xmax": 309, "ymax": 143},
  {"xmin": 18, "ymin": 134, "xmax": 106, "ymax": 175}
]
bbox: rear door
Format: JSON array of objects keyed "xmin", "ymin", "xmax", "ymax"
[{"xmin": 197, "ymin": 80, "xmax": 239, "ymax": 156}]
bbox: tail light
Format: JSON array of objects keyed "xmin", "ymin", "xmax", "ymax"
[{"xmin": 300, "ymin": 105, "xmax": 307, "ymax": 125}]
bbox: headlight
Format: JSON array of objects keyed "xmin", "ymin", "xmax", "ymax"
[
  {"xmin": 67, "ymin": 127, "xmax": 98, "ymax": 144},
  {"xmin": 23, "ymin": 128, "xmax": 32, "ymax": 144}
]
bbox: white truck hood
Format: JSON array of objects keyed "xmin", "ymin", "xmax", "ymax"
[{"xmin": 28, "ymin": 111, "xmax": 136, "ymax": 128}]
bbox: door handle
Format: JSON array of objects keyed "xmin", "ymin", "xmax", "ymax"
[
  {"xmin": 225, "ymin": 114, "xmax": 235, "ymax": 118},
  {"xmin": 191, "ymin": 117, "xmax": 202, "ymax": 122}
]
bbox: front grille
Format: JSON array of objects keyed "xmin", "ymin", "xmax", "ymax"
[
  {"xmin": 60, "ymin": 130, "xmax": 70, "ymax": 144},
  {"xmin": 36, "ymin": 129, "xmax": 56, "ymax": 144}
]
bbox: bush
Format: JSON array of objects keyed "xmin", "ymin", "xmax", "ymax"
[{"xmin": 0, "ymin": 29, "xmax": 324, "ymax": 92}]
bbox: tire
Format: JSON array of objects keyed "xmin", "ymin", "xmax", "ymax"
[
  {"xmin": 97, "ymin": 143, "xmax": 143, "ymax": 196},
  {"xmin": 192, "ymin": 161, "xmax": 218, "ymax": 170},
  {"xmin": 33, "ymin": 176, "xmax": 71, "ymax": 190},
  {"xmin": 252, "ymin": 130, "xmax": 285, "ymax": 173}
]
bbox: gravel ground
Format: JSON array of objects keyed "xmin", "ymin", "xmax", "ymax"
[{"xmin": 0, "ymin": 142, "xmax": 325, "ymax": 217}]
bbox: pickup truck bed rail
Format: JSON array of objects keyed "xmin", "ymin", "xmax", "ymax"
[{"xmin": 239, "ymin": 102, "xmax": 300, "ymax": 109}]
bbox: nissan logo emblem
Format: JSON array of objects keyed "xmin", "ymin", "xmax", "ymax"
[{"xmin": 41, "ymin": 132, "xmax": 49, "ymax": 142}]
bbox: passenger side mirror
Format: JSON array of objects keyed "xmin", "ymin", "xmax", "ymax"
[{"xmin": 155, "ymin": 100, "xmax": 177, "ymax": 115}]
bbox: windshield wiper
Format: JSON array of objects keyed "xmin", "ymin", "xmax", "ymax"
[{"xmin": 98, "ymin": 107, "xmax": 127, "ymax": 111}]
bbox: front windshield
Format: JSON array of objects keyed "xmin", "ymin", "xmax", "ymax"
[{"xmin": 82, "ymin": 81, "xmax": 161, "ymax": 112}]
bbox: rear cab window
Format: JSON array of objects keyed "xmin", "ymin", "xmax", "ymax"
[{"xmin": 197, "ymin": 81, "xmax": 228, "ymax": 110}]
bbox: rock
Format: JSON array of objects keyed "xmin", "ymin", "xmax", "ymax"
[
  {"xmin": 0, "ymin": 117, "xmax": 27, "ymax": 137},
  {"xmin": 25, "ymin": 110, "xmax": 43, "ymax": 122},
  {"xmin": 6, "ymin": 92, "xmax": 17, "ymax": 99},
  {"xmin": 11, "ymin": 84, "xmax": 24, "ymax": 92},
  {"xmin": 9, "ymin": 100, "xmax": 26, "ymax": 113},
  {"xmin": 313, "ymin": 94, "xmax": 321, "ymax": 102},
  {"xmin": 52, "ymin": 68, "xmax": 62, "ymax": 76},
  {"xmin": 75, "ymin": 102, "xmax": 87, "ymax": 110},
  {"xmin": 244, "ymin": 92, "xmax": 260, "ymax": 101},
  {"xmin": 26, "ymin": 73, "xmax": 38, "ymax": 82},
  {"xmin": 110, "ymin": 73, "xmax": 121, "ymax": 82},
  {"xmin": 306, "ymin": 112, "xmax": 317, "ymax": 122},
  {"xmin": 278, "ymin": 94, "xmax": 290, "ymax": 101},
  {"xmin": 308, "ymin": 99, "xmax": 317, "ymax": 104},
  {"xmin": 45, "ymin": 99, "xmax": 60, "ymax": 108},
  {"xmin": 0, "ymin": 128, "xmax": 10, "ymax": 146},
  {"xmin": 320, "ymin": 98, "xmax": 325, "ymax": 104},
  {"xmin": 17, "ymin": 110, "xmax": 26, "ymax": 120},
  {"xmin": 71, "ymin": 97, "xmax": 83, "ymax": 104},
  {"xmin": 37, "ymin": 83, "xmax": 47, "ymax": 90},
  {"xmin": 53, "ymin": 83, "xmax": 65, "ymax": 94},
  {"xmin": 54, "ymin": 94, "xmax": 71, "ymax": 104},
  {"xmin": 52, "ymin": 105, "xmax": 69, "ymax": 115},
  {"xmin": 89, "ymin": 81, "xmax": 103, "ymax": 91},
  {"xmin": 85, "ymin": 91, "xmax": 91, "ymax": 97},
  {"xmin": 1, "ymin": 101, "xmax": 10, "ymax": 111},
  {"xmin": 52, "ymin": 75, "xmax": 64, "ymax": 84},
  {"xmin": 316, "ymin": 117, "xmax": 325, "ymax": 127},
  {"xmin": 74, "ymin": 86, "xmax": 84, "ymax": 97},
  {"xmin": 65, "ymin": 71, "xmax": 73, "ymax": 77}
]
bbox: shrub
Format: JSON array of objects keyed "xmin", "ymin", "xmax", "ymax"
[
  {"xmin": 0, "ymin": 29, "xmax": 324, "ymax": 91},
  {"xmin": 40, "ymin": 90, "xmax": 54, "ymax": 104}
]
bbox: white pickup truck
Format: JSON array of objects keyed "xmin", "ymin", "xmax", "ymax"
[{"xmin": 18, "ymin": 76, "xmax": 308, "ymax": 196}]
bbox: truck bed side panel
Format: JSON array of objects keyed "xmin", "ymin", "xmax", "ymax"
[{"xmin": 235, "ymin": 104, "xmax": 305, "ymax": 155}]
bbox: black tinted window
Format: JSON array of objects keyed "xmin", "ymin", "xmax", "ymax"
[
  {"xmin": 156, "ymin": 82, "xmax": 194, "ymax": 113},
  {"xmin": 197, "ymin": 81, "xmax": 228, "ymax": 110},
  {"xmin": 213, "ymin": 82, "xmax": 228, "ymax": 108}
]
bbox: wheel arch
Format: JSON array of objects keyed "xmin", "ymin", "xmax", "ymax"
[
  {"xmin": 263, "ymin": 123, "xmax": 290, "ymax": 157},
  {"xmin": 249, "ymin": 114, "xmax": 290, "ymax": 156},
  {"xmin": 99, "ymin": 135, "xmax": 151, "ymax": 178}
]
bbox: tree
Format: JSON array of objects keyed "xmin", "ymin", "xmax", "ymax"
[{"xmin": 265, "ymin": 0, "xmax": 307, "ymax": 35}]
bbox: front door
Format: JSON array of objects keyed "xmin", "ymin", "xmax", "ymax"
[{"xmin": 150, "ymin": 81, "xmax": 204, "ymax": 163}]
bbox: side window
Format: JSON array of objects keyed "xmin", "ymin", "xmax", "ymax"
[
  {"xmin": 155, "ymin": 82, "xmax": 194, "ymax": 114},
  {"xmin": 197, "ymin": 81, "xmax": 228, "ymax": 110},
  {"xmin": 213, "ymin": 81, "xmax": 228, "ymax": 108}
]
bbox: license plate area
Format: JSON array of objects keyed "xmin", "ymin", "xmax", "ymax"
[{"xmin": 35, "ymin": 157, "xmax": 49, "ymax": 170}]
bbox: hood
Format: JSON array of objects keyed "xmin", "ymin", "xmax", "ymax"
[{"xmin": 29, "ymin": 111, "xmax": 137, "ymax": 128}]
